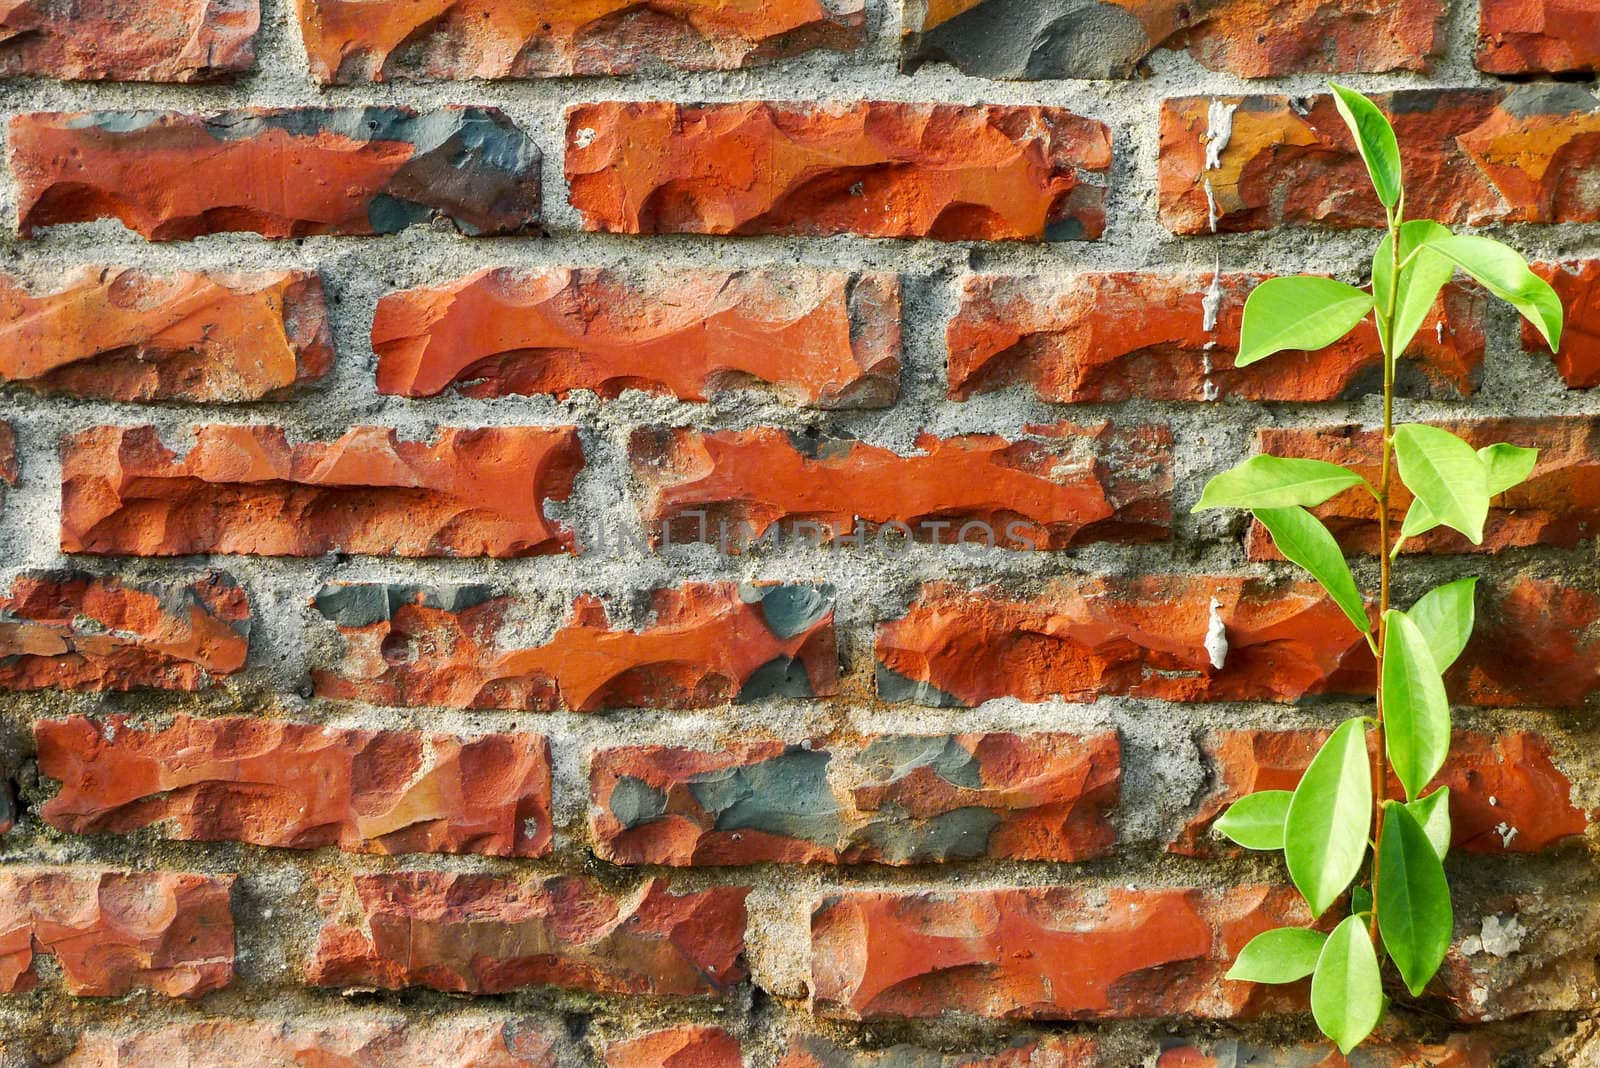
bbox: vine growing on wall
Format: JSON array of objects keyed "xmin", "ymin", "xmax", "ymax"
[{"xmin": 1199, "ymin": 83, "xmax": 1564, "ymax": 1052}]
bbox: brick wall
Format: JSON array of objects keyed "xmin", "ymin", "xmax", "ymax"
[{"xmin": 0, "ymin": 1, "xmax": 1597, "ymax": 1065}]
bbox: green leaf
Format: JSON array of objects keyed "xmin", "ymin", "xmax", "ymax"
[
  {"xmin": 1479, "ymin": 443, "xmax": 1538, "ymax": 497},
  {"xmin": 1352, "ymin": 885, "xmax": 1374, "ymax": 918},
  {"xmin": 1253, "ymin": 506, "xmax": 1370, "ymax": 635},
  {"xmin": 1424, "ymin": 234, "xmax": 1563, "ymax": 351},
  {"xmin": 1215, "ymin": 789, "xmax": 1293, "ymax": 850},
  {"xmin": 1312, "ymin": 915, "xmax": 1386, "ymax": 1054},
  {"xmin": 1406, "ymin": 577, "xmax": 1477, "ymax": 671},
  {"xmin": 1372, "ymin": 220, "xmax": 1453, "ymax": 359},
  {"xmin": 1285, "ymin": 718, "xmax": 1373, "ymax": 918},
  {"xmin": 1329, "ymin": 83, "xmax": 1402, "ymax": 209},
  {"xmin": 1228, "ymin": 927, "xmax": 1328, "ymax": 984},
  {"xmin": 1237, "ymin": 277, "xmax": 1375, "ymax": 367},
  {"xmin": 1393, "ymin": 424, "xmax": 1490, "ymax": 544},
  {"xmin": 1382, "ymin": 610, "xmax": 1452, "ymax": 802},
  {"xmin": 1406, "ymin": 787, "xmax": 1452, "ymax": 861},
  {"xmin": 1377, "ymin": 801, "xmax": 1454, "ymax": 997},
  {"xmin": 1196, "ymin": 456, "xmax": 1371, "ymax": 512}
]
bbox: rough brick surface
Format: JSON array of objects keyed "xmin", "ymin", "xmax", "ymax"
[
  {"xmin": 0, "ymin": 570, "xmax": 249, "ymax": 692},
  {"xmin": 1157, "ymin": 1034, "xmax": 1498, "ymax": 1067},
  {"xmin": 373, "ymin": 267, "xmax": 901, "ymax": 407},
  {"xmin": 605, "ymin": 1026, "xmax": 742, "ymax": 1068},
  {"xmin": 1529, "ymin": 261, "xmax": 1600, "ymax": 387},
  {"xmin": 11, "ymin": 108, "xmax": 541, "ymax": 240},
  {"xmin": 298, "ymin": 0, "xmax": 864, "ymax": 83},
  {"xmin": 1173, "ymin": 730, "xmax": 1590, "ymax": 857},
  {"xmin": 310, "ymin": 873, "xmax": 748, "ymax": 996},
  {"xmin": 566, "ymin": 101, "xmax": 1112, "ymax": 241},
  {"xmin": 1159, "ymin": 87, "xmax": 1600, "ymax": 235},
  {"xmin": 36, "ymin": 715, "xmax": 553, "ymax": 857},
  {"xmin": 0, "ymin": 268, "xmax": 331, "ymax": 402},
  {"xmin": 810, "ymin": 885, "xmax": 1310, "ymax": 1020},
  {"xmin": 902, "ymin": 0, "xmax": 1444, "ymax": 79},
  {"xmin": 1440, "ymin": 891, "xmax": 1600, "ymax": 1021},
  {"xmin": 313, "ymin": 582, "xmax": 838, "ymax": 711},
  {"xmin": 947, "ymin": 272, "xmax": 1484, "ymax": 403},
  {"xmin": 0, "ymin": 868, "xmax": 233, "ymax": 997},
  {"xmin": 1452, "ymin": 574, "xmax": 1600, "ymax": 708},
  {"xmin": 61, "ymin": 425, "xmax": 582, "ymax": 558},
  {"xmin": 780, "ymin": 1033, "xmax": 1099, "ymax": 1067},
  {"xmin": 1478, "ymin": 0, "xmax": 1600, "ymax": 74},
  {"xmin": 630, "ymin": 423, "xmax": 1172, "ymax": 550},
  {"xmin": 0, "ymin": 0, "xmax": 257, "ymax": 81},
  {"xmin": 590, "ymin": 732, "xmax": 1119, "ymax": 866}
]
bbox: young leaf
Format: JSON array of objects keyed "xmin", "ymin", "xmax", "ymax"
[
  {"xmin": 1253, "ymin": 506, "xmax": 1371, "ymax": 634},
  {"xmin": 1285, "ymin": 718, "xmax": 1373, "ymax": 918},
  {"xmin": 1228, "ymin": 927, "xmax": 1328, "ymax": 984},
  {"xmin": 1312, "ymin": 915, "xmax": 1386, "ymax": 1054},
  {"xmin": 1215, "ymin": 789, "xmax": 1293, "ymax": 850},
  {"xmin": 1393, "ymin": 424, "xmax": 1490, "ymax": 543},
  {"xmin": 1479, "ymin": 443, "xmax": 1538, "ymax": 497},
  {"xmin": 1237, "ymin": 277, "xmax": 1375, "ymax": 367},
  {"xmin": 1406, "ymin": 577, "xmax": 1477, "ymax": 671},
  {"xmin": 1424, "ymin": 234, "xmax": 1563, "ymax": 351},
  {"xmin": 1329, "ymin": 83, "xmax": 1402, "ymax": 209},
  {"xmin": 1406, "ymin": 787, "xmax": 1452, "ymax": 861},
  {"xmin": 1377, "ymin": 801, "xmax": 1454, "ymax": 997},
  {"xmin": 1382, "ymin": 610, "xmax": 1452, "ymax": 802},
  {"xmin": 1372, "ymin": 220, "xmax": 1453, "ymax": 359},
  {"xmin": 1195, "ymin": 456, "xmax": 1371, "ymax": 511}
]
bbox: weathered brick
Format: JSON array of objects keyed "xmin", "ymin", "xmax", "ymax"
[
  {"xmin": 1528, "ymin": 261, "xmax": 1600, "ymax": 388},
  {"xmin": 606, "ymin": 1026, "xmax": 742, "ymax": 1068},
  {"xmin": 36, "ymin": 715, "xmax": 552, "ymax": 857},
  {"xmin": 62, "ymin": 1017, "xmax": 559, "ymax": 1067},
  {"xmin": 947, "ymin": 272, "xmax": 1483, "ymax": 403},
  {"xmin": 310, "ymin": 873, "xmax": 748, "ymax": 996},
  {"xmin": 0, "ymin": 268, "xmax": 331, "ymax": 402},
  {"xmin": 11, "ymin": 108, "xmax": 541, "ymax": 240},
  {"xmin": 590, "ymin": 732, "xmax": 1119, "ymax": 866},
  {"xmin": 780, "ymin": 1033, "xmax": 1098, "ymax": 1067},
  {"xmin": 630, "ymin": 423, "xmax": 1171, "ymax": 551},
  {"xmin": 0, "ymin": 570, "xmax": 249, "ymax": 692},
  {"xmin": 1157, "ymin": 1034, "xmax": 1497, "ymax": 1067},
  {"xmin": 313, "ymin": 582, "xmax": 838, "ymax": 711},
  {"xmin": 1159, "ymin": 87, "xmax": 1600, "ymax": 235},
  {"xmin": 61, "ymin": 425, "xmax": 581, "ymax": 558},
  {"xmin": 0, "ymin": 422, "xmax": 15, "ymax": 519},
  {"xmin": 1441, "ymin": 891, "xmax": 1600, "ymax": 1020},
  {"xmin": 1172, "ymin": 730, "xmax": 1590, "ymax": 858},
  {"xmin": 298, "ymin": 0, "xmax": 864, "ymax": 83},
  {"xmin": 810, "ymin": 885, "xmax": 1309, "ymax": 1020},
  {"xmin": 0, "ymin": 867, "xmax": 233, "ymax": 997},
  {"xmin": 902, "ymin": 0, "xmax": 1443, "ymax": 79},
  {"xmin": 875, "ymin": 576, "xmax": 1373, "ymax": 707},
  {"xmin": 1453, "ymin": 574, "xmax": 1600, "ymax": 708},
  {"xmin": 0, "ymin": 0, "xmax": 257, "ymax": 81},
  {"xmin": 1478, "ymin": 0, "xmax": 1600, "ymax": 74},
  {"xmin": 1246, "ymin": 419, "xmax": 1600, "ymax": 556},
  {"xmin": 373, "ymin": 267, "xmax": 901, "ymax": 407},
  {"xmin": 566, "ymin": 101, "xmax": 1111, "ymax": 241}
]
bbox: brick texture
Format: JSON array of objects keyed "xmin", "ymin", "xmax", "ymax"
[
  {"xmin": 1478, "ymin": 0, "xmax": 1600, "ymax": 74},
  {"xmin": 780, "ymin": 1034, "xmax": 1099, "ymax": 1067},
  {"xmin": 1529, "ymin": 261, "xmax": 1600, "ymax": 387},
  {"xmin": 605, "ymin": 1026, "xmax": 743, "ymax": 1068},
  {"xmin": 0, "ymin": 0, "xmax": 258, "ymax": 81}
]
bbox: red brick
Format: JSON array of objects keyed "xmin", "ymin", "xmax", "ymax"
[
  {"xmin": 1478, "ymin": 0, "xmax": 1600, "ymax": 74},
  {"xmin": 810, "ymin": 885, "xmax": 1309, "ymax": 1020},
  {"xmin": 566, "ymin": 101, "xmax": 1112, "ymax": 241},
  {"xmin": 590, "ymin": 732, "xmax": 1119, "ymax": 866},
  {"xmin": 310, "ymin": 873, "xmax": 748, "ymax": 996},
  {"xmin": 373, "ymin": 267, "xmax": 900, "ymax": 407},
  {"xmin": 1173, "ymin": 730, "xmax": 1590, "ymax": 858},
  {"xmin": 1453, "ymin": 574, "xmax": 1600, "ymax": 708},
  {"xmin": 947, "ymin": 272, "xmax": 1483, "ymax": 403},
  {"xmin": 1246, "ymin": 419, "xmax": 1600, "ymax": 556},
  {"xmin": 630, "ymin": 423, "xmax": 1171, "ymax": 551},
  {"xmin": 11, "ymin": 108, "xmax": 540, "ymax": 240},
  {"xmin": 62, "ymin": 1017, "xmax": 559, "ymax": 1067},
  {"xmin": 0, "ymin": 0, "xmax": 257, "ymax": 81},
  {"xmin": 313, "ymin": 582, "xmax": 838, "ymax": 711},
  {"xmin": 0, "ymin": 867, "xmax": 232, "ymax": 997},
  {"xmin": 605, "ymin": 1026, "xmax": 742, "ymax": 1068},
  {"xmin": 1157, "ymin": 1034, "xmax": 1496, "ymax": 1067},
  {"xmin": 36, "ymin": 715, "xmax": 552, "ymax": 857},
  {"xmin": 298, "ymin": 0, "xmax": 864, "ymax": 83},
  {"xmin": 875, "ymin": 576, "xmax": 1374, "ymax": 707},
  {"xmin": 0, "ymin": 570, "xmax": 248, "ymax": 692},
  {"xmin": 0, "ymin": 268, "xmax": 331, "ymax": 402},
  {"xmin": 780, "ymin": 1033, "xmax": 1097, "ymax": 1067},
  {"xmin": 60, "ymin": 425, "xmax": 581, "ymax": 558},
  {"xmin": 1528, "ymin": 261, "xmax": 1600, "ymax": 387},
  {"xmin": 1159, "ymin": 87, "xmax": 1600, "ymax": 235}
]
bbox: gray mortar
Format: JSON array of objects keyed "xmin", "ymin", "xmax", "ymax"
[{"xmin": 0, "ymin": 0, "xmax": 1596, "ymax": 1064}]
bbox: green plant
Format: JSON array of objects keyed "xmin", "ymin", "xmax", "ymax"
[{"xmin": 1197, "ymin": 83, "xmax": 1563, "ymax": 1053}]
